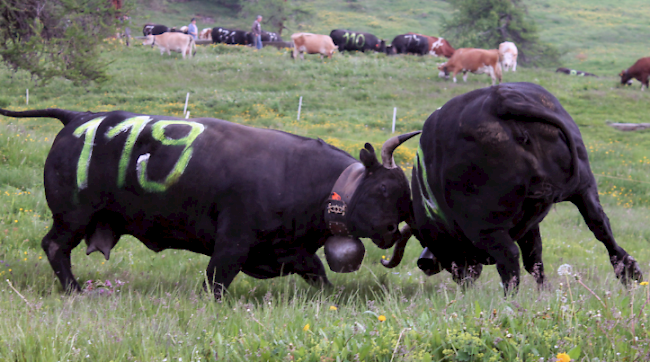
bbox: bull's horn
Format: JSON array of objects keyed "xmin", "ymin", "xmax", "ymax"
[
  {"xmin": 381, "ymin": 224, "xmax": 412, "ymax": 268},
  {"xmin": 381, "ymin": 130, "xmax": 422, "ymax": 169}
]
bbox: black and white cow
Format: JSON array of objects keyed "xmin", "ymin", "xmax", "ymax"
[
  {"xmin": 211, "ymin": 27, "xmax": 253, "ymax": 45},
  {"xmin": 261, "ymin": 30, "xmax": 283, "ymax": 42},
  {"xmin": 0, "ymin": 107, "xmax": 419, "ymax": 298},
  {"xmin": 386, "ymin": 34, "xmax": 429, "ymax": 55},
  {"xmin": 383, "ymin": 82, "xmax": 643, "ymax": 293},
  {"xmin": 329, "ymin": 29, "xmax": 386, "ymax": 53},
  {"xmin": 143, "ymin": 23, "xmax": 169, "ymax": 36}
]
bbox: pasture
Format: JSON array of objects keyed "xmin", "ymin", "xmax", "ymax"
[{"xmin": 1, "ymin": 0, "xmax": 650, "ymax": 360}]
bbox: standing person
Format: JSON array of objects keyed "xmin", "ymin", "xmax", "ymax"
[
  {"xmin": 251, "ymin": 15, "xmax": 263, "ymax": 50},
  {"xmin": 187, "ymin": 18, "xmax": 198, "ymax": 40}
]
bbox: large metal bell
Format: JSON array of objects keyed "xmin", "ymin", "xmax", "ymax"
[{"xmin": 324, "ymin": 236, "xmax": 365, "ymax": 273}]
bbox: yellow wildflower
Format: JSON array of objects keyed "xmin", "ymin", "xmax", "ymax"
[
  {"xmin": 378, "ymin": 315, "xmax": 386, "ymax": 322},
  {"xmin": 303, "ymin": 324, "xmax": 310, "ymax": 331},
  {"xmin": 641, "ymin": 281, "xmax": 649, "ymax": 286},
  {"xmin": 556, "ymin": 353, "xmax": 571, "ymax": 362},
  {"xmin": 329, "ymin": 306, "xmax": 337, "ymax": 311}
]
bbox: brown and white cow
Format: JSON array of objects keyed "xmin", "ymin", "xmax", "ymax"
[
  {"xmin": 407, "ymin": 33, "xmax": 455, "ymax": 58},
  {"xmin": 291, "ymin": 33, "xmax": 338, "ymax": 60},
  {"xmin": 498, "ymin": 41, "xmax": 518, "ymax": 72},
  {"xmin": 142, "ymin": 33, "xmax": 196, "ymax": 59},
  {"xmin": 199, "ymin": 28, "xmax": 212, "ymax": 40},
  {"xmin": 437, "ymin": 48, "xmax": 502, "ymax": 86},
  {"xmin": 620, "ymin": 57, "xmax": 650, "ymax": 91}
]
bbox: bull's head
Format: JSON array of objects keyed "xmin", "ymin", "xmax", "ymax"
[
  {"xmin": 324, "ymin": 131, "xmax": 420, "ymax": 272},
  {"xmin": 437, "ymin": 63, "xmax": 449, "ymax": 79},
  {"xmin": 378, "ymin": 40, "xmax": 387, "ymax": 53},
  {"xmin": 620, "ymin": 70, "xmax": 633, "ymax": 85}
]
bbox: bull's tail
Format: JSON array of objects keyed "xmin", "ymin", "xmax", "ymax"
[{"xmin": 0, "ymin": 108, "xmax": 83, "ymax": 126}]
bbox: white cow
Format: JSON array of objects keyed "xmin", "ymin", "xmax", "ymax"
[
  {"xmin": 142, "ymin": 33, "xmax": 196, "ymax": 59},
  {"xmin": 498, "ymin": 41, "xmax": 518, "ymax": 72}
]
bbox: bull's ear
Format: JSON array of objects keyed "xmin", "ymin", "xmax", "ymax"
[{"xmin": 360, "ymin": 143, "xmax": 380, "ymax": 169}]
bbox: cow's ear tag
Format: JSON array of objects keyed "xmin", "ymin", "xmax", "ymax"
[{"xmin": 331, "ymin": 192, "xmax": 342, "ymax": 201}]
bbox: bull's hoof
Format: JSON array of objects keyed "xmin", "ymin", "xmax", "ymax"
[
  {"xmin": 612, "ymin": 254, "xmax": 643, "ymax": 286},
  {"xmin": 417, "ymin": 248, "xmax": 443, "ymax": 276}
]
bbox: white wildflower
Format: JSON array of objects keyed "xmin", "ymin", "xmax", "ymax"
[{"xmin": 557, "ymin": 264, "xmax": 573, "ymax": 276}]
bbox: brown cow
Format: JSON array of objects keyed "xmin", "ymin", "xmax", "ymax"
[
  {"xmin": 291, "ymin": 33, "xmax": 338, "ymax": 60},
  {"xmin": 620, "ymin": 57, "xmax": 650, "ymax": 91},
  {"xmin": 142, "ymin": 33, "xmax": 196, "ymax": 59},
  {"xmin": 407, "ymin": 32, "xmax": 455, "ymax": 58},
  {"xmin": 199, "ymin": 28, "xmax": 212, "ymax": 40},
  {"xmin": 437, "ymin": 48, "xmax": 502, "ymax": 86}
]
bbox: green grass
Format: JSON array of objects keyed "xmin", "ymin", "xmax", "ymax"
[{"xmin": 1, "ymin": 0, "xmax": 650, "ymax": 360}]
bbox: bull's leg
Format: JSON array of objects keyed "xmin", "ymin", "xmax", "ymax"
[
  {"xmin": 294, "ymin": 254, "xmax": 332, "ymax": 288},
  {"xmin": 42, "ymin": 218, "xmax": 85, "ymax": 293},
  {"xmin": 205, "ymin": 227, "xmax": 253, "ymax": 298},
  {"xmin": 570, "ymin": 189, "xmax": 643, "ymax": 285},
  {"xmin": 463, "ymin": 72, "xmax": 469, "ymax": 83},
  {"xmin": 516, "ymin": 225, "xmax": 545, "ymax": 286},
  {"xmin": 512, "ymin": 61, "xmax": 517, "ymax": 72},
  {"xmin": 476, "ymin": 229, "xmax": 520, "ymax": 294}
]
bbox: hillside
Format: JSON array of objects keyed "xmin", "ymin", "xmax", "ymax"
[{"xmin": 130, "ymin": 0, "xmax": 650, "ymax": 74}]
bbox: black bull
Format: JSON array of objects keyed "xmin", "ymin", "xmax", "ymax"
[
  {"xmin": 143, "ymin": 24, "xmax": 169, "ymax": 36},
  {"xmin": 211, "ymin": 27, "xmax": 253, "ymax": 45},
  {"xmin": 383, "ymin": 82, "xmax": 643, "ymax": 292},
  {"xmin": 330, "ymin": 29, "xmax": 386, "ymax": 53},
  {"xmin": 0, "ymin": 108, "xmax": 419, "ymax": 298},
  {"xmin": 386, "ymin": 34, "xmax": 429, "ymax": 55}
]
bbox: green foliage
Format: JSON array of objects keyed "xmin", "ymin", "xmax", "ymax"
[
  {"xmin": 240, "ymin": 0, "xmax": 312, "ymax": 35},
  {"xmin": 0, "ymin": 0, "xmax": 122, "ymax": 85},
  {"xmin": 441, "ymin": 0, "xmax": 559, "ymax": 66}
]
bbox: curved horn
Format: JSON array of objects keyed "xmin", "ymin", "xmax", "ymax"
[
  {"xmin": 381, "ymin": 224, "xmax": 412, "ymax": 268},
  {"xmin": 381, "ymin": 130, "xmax": 422, "ymax": 169}
]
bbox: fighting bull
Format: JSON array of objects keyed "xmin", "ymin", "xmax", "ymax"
[
  {"xmin": 329, "ymin": 30, "xmax": 386, "ymax": 53},
  {"xmin": 261, "ymin": 31, "xmax": 283, "ymax": 42},
  {"xmin": 0, "ymin": 108, "xmax": 419, "ymax": 298},
  {"xmin": 383, "ymin": 82, "xmax": 643, "ymax": 293}
]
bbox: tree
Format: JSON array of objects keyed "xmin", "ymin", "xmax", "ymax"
[
  {"xmin": 0, "ymin": 0, "xmax": 122, "ymax": 85},
  {"xmin": 240, "ymin": 0, "xmax": 311, "ymax": 36},
  {"xmin": 441, "ymin": 0, "xmax": 559, "ymax": 66}
]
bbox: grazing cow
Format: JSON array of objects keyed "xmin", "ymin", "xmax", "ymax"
[
  {"xmin": 261, "ymin": 31, "xmax": 283, "ymax": 42},
  {"xmin": 437, "ymin": 48, "xmax": 502, "ymax": 86},
  {"xmin": 143, "ymin": 23, "xmax": 169, "ymax": 36},
  {"xmin": 556, "ymin": 67, "xmax": 597, "ymax": 77},
  {"xmin": 620, "ymin": 57, "xmax": 650, "ymax": 91},
  {"xmin": 291, "ymin": 33, "xmax": 338, "ymax": 60},
  {"xmin": 407, "ymin": 33, "xmax": 454, "ymax": 58},
  {"xmin": 330, "ymin": 29, "xmax": 386, "ymax": 53},
  {"xmin": 0, "ymin": 107, "xmax": 419, "ymax": 298},
  {"xmin": 382, "ymin": 82, "xmax": 643, "ymax": 294},
  {"xmin": 211, "ymin": 27, "xmax": 253, "ymax": 45},
  {"xmin": 498, "ymin": 41, "xmax": 518, "ymax": 72},
  {"xmin": 199, "ymin": 28, "xmax": 212, "ymax": 40},
  {"xmin": 142, "ymin": 33, "xmax": 196, "ymax": 59},
  {"xmin": 386, "ymin": 34, "xmax": 429, "ymax": 55}
]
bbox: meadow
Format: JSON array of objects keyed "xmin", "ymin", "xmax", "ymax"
[{"xmin": 1, "ymin": 0, "xmax": 650, "ymax": 360}]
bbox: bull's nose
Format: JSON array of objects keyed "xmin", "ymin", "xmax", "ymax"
[{"xmin": 387, "ymin": 224, "xmax": 398, "ymax": 234}]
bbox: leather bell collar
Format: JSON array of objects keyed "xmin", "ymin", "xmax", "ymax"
[{"xmin": 325, "ymin": 163, "xmax": 366, "ymax": 237}]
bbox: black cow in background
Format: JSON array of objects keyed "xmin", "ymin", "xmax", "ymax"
[
  {"xmin": 261, "ymin": 31, "xmax": 283, "ymax": 42},
  {"xmin": 330, "ymin": 29, "xmax": 386, "ymax": 53},
  {"xmin": 387, "ymin": 34, "xmax": 429, "ymax": 55},
  {"xmin": 211, "ymin": 27, "xmax": 253, "ymax": 45},
  {"xmin": 143, "ymin": 24, "xmax": 169, "ymax": 36}
]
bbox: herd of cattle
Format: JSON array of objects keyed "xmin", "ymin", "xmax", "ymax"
[
  {"xmin": 0, "ymin": 78, "xmax": 645, "ymax": 298},
  {"xmin": 141, "ymin": 23, "xmax": 523, "ymax": 85},
  {"xmin": 141, "ymin": 23, "xmax": 650, "ymax": 90}
]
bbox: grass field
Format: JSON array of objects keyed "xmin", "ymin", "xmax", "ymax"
[{"xmin": 1, "ymin": 0, "xmax": 650, "ymax": 361}]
